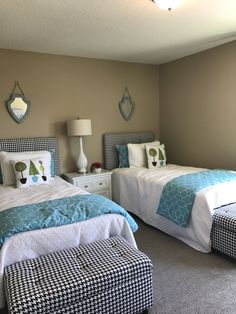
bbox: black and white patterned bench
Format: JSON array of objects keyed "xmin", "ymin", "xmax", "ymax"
[
  {"xmin": 4, "ymin": 236, "xmax": 153, "ymax": 314},
  {"xmin": 211, "ymin": 203, "xmax": 236, "ymax": 259}
]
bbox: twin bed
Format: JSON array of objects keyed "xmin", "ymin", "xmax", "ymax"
[
  {"xmin": 0, "ymin": 137, "xmax": 137, "ymax": 309},
  {"xmin": 103, "ymin": 131, "xmax": 236, "ymax": 253}
]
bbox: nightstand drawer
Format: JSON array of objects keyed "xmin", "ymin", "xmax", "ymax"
[
  {"xmin": 75, "ymin": 179, "xmax": 108, "ymax": 192},
  {"xmin": 93, "ymin": 178, "xmax": 109, "ymax": 191},
  {"xmin": 75, "ymin": 181, "xmax": 93, "ymax": 191}
]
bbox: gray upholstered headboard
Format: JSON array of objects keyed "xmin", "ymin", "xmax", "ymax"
[
  {"xmin": 0, "ymin": 137, "xmax": 60, "ymax": 175},
  {"xmin": 103, "ymin": 131, "xmax": 155, "ymax": 170}
]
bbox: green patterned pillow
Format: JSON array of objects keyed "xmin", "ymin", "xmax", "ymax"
[
  {"xmin": 145, "ymin": 144, "xmax": 166, "ymax": 169},
  {"xmin": 116, "ymin": 144, "xmax": 129, "ymax": 168},
  {"xmin": 11, "ymin": 157, "xmax": 50, "ymax": 188}
]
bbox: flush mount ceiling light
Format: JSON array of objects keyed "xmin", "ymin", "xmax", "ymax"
[{"xmin": 152, "ymin": 0, "xmax": 183, "ymax": 11}]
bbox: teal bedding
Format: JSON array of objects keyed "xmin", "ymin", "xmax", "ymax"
[
  {"xmin": 157, "ymin": 170, "xmax": 236, "ymax": 227},
  {"xmin": 0, "ymin": 194, "xmax": 138, "ymax": 247}
]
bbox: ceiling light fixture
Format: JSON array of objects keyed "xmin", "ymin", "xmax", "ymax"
[{"xmin": 152, "ymin": 0, "xmax": 183, "ymax": 11}]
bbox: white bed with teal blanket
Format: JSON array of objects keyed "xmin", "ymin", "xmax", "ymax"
[
  {"xmin": 103, "ymin": 131, "xmax": 236, "ymax": 253},
  {"xmin": 0, "ymin": 137, "xmax": 137, "ymax": 309},
  {"xmin": 112, "ymin": 164, "xmax": 236, "ymax": 253}
]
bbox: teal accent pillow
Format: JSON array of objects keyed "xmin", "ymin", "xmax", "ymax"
[
  {"xmin": 49, "ymin": 149, "xmax": 56, "ymax": 177},
  {"xmin": 116, "ymin": 145, "xmax": 129, "ymax": 168}
]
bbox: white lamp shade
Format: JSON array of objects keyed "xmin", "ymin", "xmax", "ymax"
[
  {"xmin": 67, "ymin": 119, "xmax": 92, "ymax": 136},
  {"xmin": 153, "ymin": 0, "xmax": 183, "ymax": 10}
]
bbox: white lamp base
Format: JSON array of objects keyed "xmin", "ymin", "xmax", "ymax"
[{"xmin": 77, "ymin": 137, "xmax": 88, "ymax": 174}]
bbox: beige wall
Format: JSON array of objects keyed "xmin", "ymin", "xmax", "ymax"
[
  {"xmin": 0, "ymin": 49, "xmax": 159, "ymax": 172},
  {"xmin": 159, "ymin": 40, "xmax": 236, "ymax": 170}
]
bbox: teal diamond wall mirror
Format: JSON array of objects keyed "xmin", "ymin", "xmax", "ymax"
[
  {"xmin": 119, "ymin": 87, "xmax": 135, "ymax": 121},
  {"xmin": 6, "ymin": 81, "xmax": 31, "ymax": 124}
]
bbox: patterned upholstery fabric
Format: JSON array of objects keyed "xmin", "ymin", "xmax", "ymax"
[
  {"xmin": 4, "ymin": 236, "xmax": 153, "ymax": 314},
  {"xmin": 211, "ymin": 204, "xmax": 236, "ymax": 259}
]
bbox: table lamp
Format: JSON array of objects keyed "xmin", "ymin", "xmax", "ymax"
[{"xmin": 67, "ymin": 118, "xmax": 92, "ymax": 174}]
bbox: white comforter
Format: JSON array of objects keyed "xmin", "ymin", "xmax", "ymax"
[
  {"xmin": 112, "ymin": 164, "xmax": 236, "ymax": 253},
  {"xmin": 0, "ymin": 177, "xmax": 136, "ymax": 308}
]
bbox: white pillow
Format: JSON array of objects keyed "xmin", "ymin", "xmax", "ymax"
[
  {"xmin": 128, "ymin": 141, "xmax": 160, "ymax": 168},
  {"xmin": 145, "ymin": 143, "xmax": 166, "ymax": 169},
  {"xmin": 11, "ymin": 157, "xmax": 50, "ymax": 188},
  {"xmin": 0, "ymin": 151, "xmax": 51, "ymax": 186}
]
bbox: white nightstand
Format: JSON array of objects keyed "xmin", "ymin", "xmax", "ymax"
[{"xmin": 63, "ymin": 170, "xmax": 112, "ymax": 199}]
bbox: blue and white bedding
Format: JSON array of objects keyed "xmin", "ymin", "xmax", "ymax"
[
  {"xmin": 0, "ymin": 177, "xmax": 137, "ymax": 308},
  {"xmin": 0, "ymin": 193, "xmax": 137, "ymax": 247},
  {"xmin": 157, "ymin": 170, "xmax": 236, "ymax": 227},
  {"xmin": 112, "ymin": 164, "xmax": 236, "ymax": 253}
]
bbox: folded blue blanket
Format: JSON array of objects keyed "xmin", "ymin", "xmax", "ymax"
[
  {"xmin": 157, "ymin": 169, "xmax": 236, "ymax": 227},
  {"xmin": 0, "ymin": 194, "xmax": 138, "ymax": 247}
]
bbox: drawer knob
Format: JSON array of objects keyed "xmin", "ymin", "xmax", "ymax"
[
  {"xmin": 84, "ymin": 185, "xmax": 88, "ymax": 188},
  {"xmin": 99, "ymin": 182, "xmax": 103, "ymax": 186}
]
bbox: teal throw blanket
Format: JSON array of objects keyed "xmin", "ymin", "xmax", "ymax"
[
  {"xmin": 0, "ymin": 194, "xmax": 138, "ymax": 247},
  {"xmin": 157, "ymin": 170, "xmax": 236, "ymax": 227}
]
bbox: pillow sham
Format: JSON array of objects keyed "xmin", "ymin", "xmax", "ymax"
[
  {"xmin": 145, "ymin": 143, "xmax": 166, "ymax": 169},
  {"xmin": 0, "ymin": 151, "xmax": 52, "ymax": 186},
  {"xmin": 116, "ymin": 144, "xmax": 129, "ymax": 168},
  {"xmin": 128, "ymin": 141, "xmax": 160, "ymax": 168},
  {"xmin": 11, "ymin": 157, "xmax": 50, "ymax": 188}
]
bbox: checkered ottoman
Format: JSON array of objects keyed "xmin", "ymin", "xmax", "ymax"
[
  {"xmin": 4, "ymin": 236, "xmax": 153, "ymax": 314},
  {"xmin": 211, "ymin": 203, "xmax": 236, "ymax": 259}
]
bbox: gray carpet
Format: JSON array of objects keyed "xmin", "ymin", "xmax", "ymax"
[
  {"xmin": 134, "ymin": 216, "xmax": 236, "ymax": 314},
  {"xmin": 1, "ymin": 218, "xmax": 236, "ymax": 314}
]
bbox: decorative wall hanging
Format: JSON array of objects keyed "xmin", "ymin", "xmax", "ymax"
[
  {"xmin": 6, "ymin": 81, "xmax": 31, "ymax": 124},
  {"xmin": 119, "ymin": 86, "xmax": 135, "ymax": 121}
]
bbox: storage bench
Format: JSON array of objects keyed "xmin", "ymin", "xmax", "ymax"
[
  {"xmin": 4, "ymin": 236, "xmax": 153, "ymax": 314},
  {"xmin": 211, "ymin": 203, "xmax": 236, "ymax": 259}
]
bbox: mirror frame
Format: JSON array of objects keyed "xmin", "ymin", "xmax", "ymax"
[
  {"xmin": 119, "ymin": 86, "xmax": 135, "ymax": 121},
  {"xmin": 119, "ymin": 95, "xmax": 135, "ymax": 121},
  {"xmin": 6, "ymin": 94, "xmax": 31, "ymax": 124}
]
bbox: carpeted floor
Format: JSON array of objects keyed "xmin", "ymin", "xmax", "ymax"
[
  {"xmin": 1, "ymin": 217, "xmax": 236, "ymax": 314},
  {"xmin": 134, "ymin": 216, "xmax": 236, "ymax": 314}
]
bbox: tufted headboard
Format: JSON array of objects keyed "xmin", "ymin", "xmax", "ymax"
[
  {"xmin": 0, "ymin": 137, "xmax": 60, "ymax": 175},
  {"xmin": 103, "ymin": 131, "xmax": 155, "ymax": 170}
]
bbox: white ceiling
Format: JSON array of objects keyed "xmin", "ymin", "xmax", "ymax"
[{"xmin": 0, "ymin": 0, "xmax": 236, "ymax": 65}]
